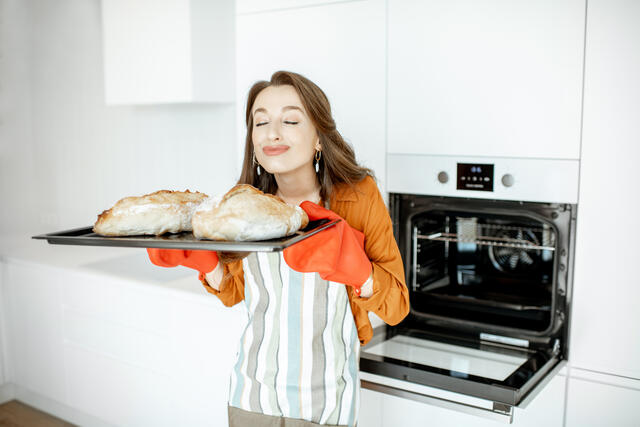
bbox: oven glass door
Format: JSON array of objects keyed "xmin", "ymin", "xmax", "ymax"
[{"xmin": 360, "ymin": 326, "xmax": 561, "ymax": 407}]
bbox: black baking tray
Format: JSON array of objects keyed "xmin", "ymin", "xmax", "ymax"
[{"xmin": 32, "ymin": 219, "xmax": 340, "ymax": 252}]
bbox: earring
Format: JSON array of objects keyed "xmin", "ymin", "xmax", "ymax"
[
  {"xmin": 314, "ymin": 150, "xmax": 322, "ymax": 173},
  {"xmin": 253, "ymin": 151, "xmax": 261, "ymax": 176}
]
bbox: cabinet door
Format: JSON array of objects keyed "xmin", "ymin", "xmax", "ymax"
[
  {"xmin": 387, "ymin": 0, "xmax": 585, "ymax": 159},
  {"xmin": 565, "ymin": 372, "xmax": 640, "ymax": 427},
  {"xmin": 102, "ymin": 0, "xmax": 234, "ymax": 104},
  {"xmin": 60, "ymin": 257, "xmax": 246, "ymax": 427},
  {"xmin": 371, "ymin": 374, "xmax": 566, "ymax": 426},
  {"xmin": 4, "ymin": 262, "xmax": 67, "ymax": 400},
  {"xmin": 4, "ymin": 256, "xmax": 246, "ymax": 427},
  {"xmin": 0, "ymin": 261, "xmax": 8, "ymax": 388},
  {"xmin": 570, "ymin": 0, "xmax": 640, "ymax": 380},
  {"xmin": 359, "ymin": 388, "xmax": 384, "ymax": 427},
  {"xmin": 236, "ymin": 0, "xmax": 387, "ymax": 189}
]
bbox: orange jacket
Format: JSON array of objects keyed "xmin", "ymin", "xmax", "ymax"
[{"xmin": 199, "ymin": 176, "xmax": 410, "ymax": 345}]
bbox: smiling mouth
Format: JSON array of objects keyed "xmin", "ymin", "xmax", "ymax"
[{"xmin": 262, "ymin": 145, "xmax": 290, "ymax": 156}]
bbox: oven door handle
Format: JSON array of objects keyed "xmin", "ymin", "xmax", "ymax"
[{"xmin": 361, "ymin": 379, "xmax": 514, "ymax": 424}]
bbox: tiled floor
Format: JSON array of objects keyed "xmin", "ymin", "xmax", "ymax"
[{"xmin": 0, "ymin": 400, "xmax": 76, "ymax": 427}]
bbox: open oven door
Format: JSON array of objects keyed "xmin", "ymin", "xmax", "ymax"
[
  {"xmin": 359, "ymin": 325, "xmax": 565, "ymax": 423},
  {"xmin": 363, "ymin": 193, "xmax": 577, "ymax": 423}
]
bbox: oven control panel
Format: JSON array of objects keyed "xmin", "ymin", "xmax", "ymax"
[{"xmin": 456, "ymin": 163, "xmax": 494, "ymax": 191}]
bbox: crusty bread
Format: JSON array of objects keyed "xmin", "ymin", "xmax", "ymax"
[
  {"xmin": 192, "ymin": 184, "xmax": 309, "ymax": 241},
  {"xmin": 93, "ymin": 190, "xmax": 208, "ymax": 236}
]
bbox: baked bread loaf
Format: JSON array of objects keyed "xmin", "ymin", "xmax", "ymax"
[
  {"xmin": 192, "ymin": 184, "xmax": 309, "ymax": 241},
  {"xmin": 93, "ymin": 190, "xmax": 208, "ymax": 236}
]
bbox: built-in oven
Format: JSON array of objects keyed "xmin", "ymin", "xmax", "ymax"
[{"xmin": 360, "ymin": 155, "xmax": 578, "ymax": 423}]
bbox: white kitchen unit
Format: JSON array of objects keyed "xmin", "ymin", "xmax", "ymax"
[
  {"xmin": 235, "ymin": 0, "xmax": 387, "ymax": 189},
  {"xmin": 359, "ymin": 373, "xmax": 567, "ymax": 427},
  {"xmin": 0, "ymin": 241, "xmax": 246, "ymax": 427},
  {"xmin": 359, "ymin": 388, "xmax": 384, "ymax": 427},
  {"xmin": 569, "ymin": 0, "xmax": 640, "ymax": 380},
  {"xmin": 565, "ymin": 369, "xmax": 640, "ymax": 427},
  {"xmin": 387, "ymin": 0, "xmax": 585, "ymax": 159},
  {"xmin": 0, "ymin": 259, "xmax": 7, "ymax": 393},
  {"xmin": 101, "ymin": 0, "xmax": 234, "ymax": 105}
]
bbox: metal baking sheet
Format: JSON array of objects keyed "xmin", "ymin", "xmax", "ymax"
[{"xmin": 32, "ymin": 219, "xmax": 340, "ymax": 252}]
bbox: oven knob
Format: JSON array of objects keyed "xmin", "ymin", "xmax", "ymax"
[
  {"xmin": 501, "ymin": 173, "xmax": 515, "ymax": 187},
  {"xmin": 437, "ymin": 171, "xmax": 449, "ymax": 183}
]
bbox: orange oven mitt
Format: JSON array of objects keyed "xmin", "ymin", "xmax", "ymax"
[
  {"xmin": 283, "ymin": 201, "xmax": 372, "ymax": 296},
  {"xmin": 146, "ymin": 248, "xmax": 219, "ymax": 278}
]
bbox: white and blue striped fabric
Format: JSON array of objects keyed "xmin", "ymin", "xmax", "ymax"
[{"xmin": 228, "ymin": 251, "xmax": 360, "ymax": 427}]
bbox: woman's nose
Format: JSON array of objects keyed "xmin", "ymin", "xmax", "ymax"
[{"xmin": 267, "ymin": 123, "xmax": 281, "ymax": 141}]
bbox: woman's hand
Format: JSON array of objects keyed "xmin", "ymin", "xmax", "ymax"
[
  {"xmin": 146, "ymin": 248, "xmax": 219, "ymax": 274},
  {"xmin": 283, "ymin": 201, "xmax": 372, "ymax": 296}
]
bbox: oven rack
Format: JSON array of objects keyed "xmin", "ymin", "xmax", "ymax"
[
  {"xmin": 478, "ymin": 223, "xmax": 547, "ymax": 233},
  {"xmin": 418, "ymin": 232, "xmax": 555, "ymax": 251}
]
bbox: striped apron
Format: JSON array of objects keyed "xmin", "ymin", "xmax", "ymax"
[{"xmin": 227, "ymin": 250, "xmax": 360, "ymax": 427}]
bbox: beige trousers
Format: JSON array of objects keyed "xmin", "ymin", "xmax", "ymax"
[{"xmin": 228, "ymin": 406, "xmax": 351, "ymax": 427}]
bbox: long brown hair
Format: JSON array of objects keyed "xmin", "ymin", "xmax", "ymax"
[{"xmin": 238, "ymin": 71, "xmax": 373, "ymax": 202}]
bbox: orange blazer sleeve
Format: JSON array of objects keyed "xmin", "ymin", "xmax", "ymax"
[
  {"xmin": 198, "ymin": 259, "xmax": 245, "ymax": 307},
  {"xmin": 351, "ymin": 178, "xmax": 410, "ymax": 324}
]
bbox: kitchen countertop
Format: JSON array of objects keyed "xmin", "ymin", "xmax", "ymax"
[
  {"xmin": 0, "ymin": 232, "xmax": 386, "ymax": 327},
  {"xmin": 0, "ymin": 232, "xmax": 213, "ymax": 302}
]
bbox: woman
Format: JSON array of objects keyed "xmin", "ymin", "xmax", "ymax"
[{"xmin": 148, "ymin": 71, "xmax": 409, "ymax": 427}]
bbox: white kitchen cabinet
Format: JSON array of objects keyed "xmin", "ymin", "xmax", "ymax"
[
  {"xmin": 361, "ymin": 374, "xmax": 566, "ymax": 427},
  {"xmin": 2, "ymin": 254, "xmax": 245, "ymax": 426},
  {"xmin": 4, "ymin": 262, "xmax": 67, "ymax": 402},
  {"xmin": 102, "ymin": 0, "xmax": 234, "ymax": 105},
  {"xmin": 387, "ymin": 0, "xmax": 585, "ymax": 159},
  {"xmin": 0, "ymin": 259, "xmax": 7, "ymax": 390},
  {"xmin": 235, "ymin": 0, "xmax": 387, "ymax": 189},
  {"xmin": 359, "ymin": 388, "xmax": 384, "ymax": 427},
  {"xmin": 569, "ymin": 0, "xmax": 640, "ymax": 380},
  {"xmin": 565, "ymin": 369, "xmax": 640, "ymax": 427}
]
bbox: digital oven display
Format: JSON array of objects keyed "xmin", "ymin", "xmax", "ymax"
[{"xmin": 456, "ymin": 163, "xmax": 494, "ymax": 191}]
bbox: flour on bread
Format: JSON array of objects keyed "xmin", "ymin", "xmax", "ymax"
[
  {"xmin": 194, "ymin": 194, "xmax": 222, "ymax": 214},
  {"xmin": 191, "ymin": 185, "xmax": 309, "ymax": 241}
]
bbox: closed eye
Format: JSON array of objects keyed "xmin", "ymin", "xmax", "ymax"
[
  {"xmin": 255, "ymin": 122, "xmax": 268, "ymax": 127},
  {"xmin": 284, "ymin": 121, "xmax": 298, "ymax": 125}
]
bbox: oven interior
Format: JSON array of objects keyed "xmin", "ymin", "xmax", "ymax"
[
  {"xmin": 410, "ymin": 209, "xmax": 557, "ymax": 335},
  {"xmin": 388, "ymin": 193, "xmax": 575, "ymax": 347}
]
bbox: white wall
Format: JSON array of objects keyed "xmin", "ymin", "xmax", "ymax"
[
  {"xmin": 0, "ymin": 0, "xmax": 36, "ymax": 235},
  {"xmin": 0, "ymin": 0, "xmax": 237, "ymax": 238},
  {"xmin": 235, "ymin": 0, "xmax": 387, "ymax": 192}
]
